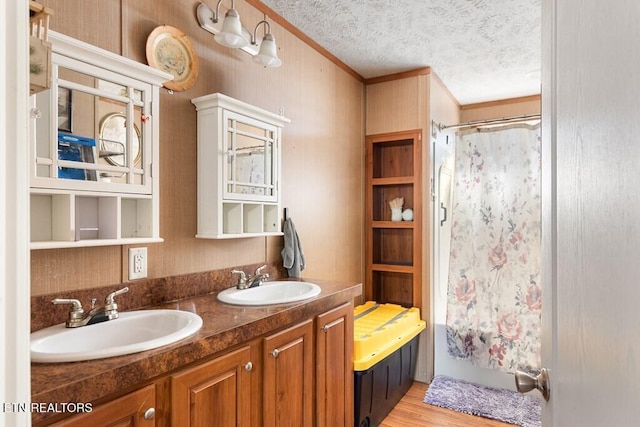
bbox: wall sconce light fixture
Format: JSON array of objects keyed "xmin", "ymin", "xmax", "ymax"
[
  {"xmin": 196, "ymin": 2, "xmax": 282, "ymax": 68},
  {"xmin": 211, "ymin": 0, "xmax": 248, "ymax": 48},
  {"xmin": 251, "ymin": 20, "xmax": 281, "ymax": 68}
]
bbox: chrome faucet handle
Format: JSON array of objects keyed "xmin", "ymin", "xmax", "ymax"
[
  {"xmin": 232, "ymin": 270, "xmax": 248, "ymax": 289},
  {"xmin": 52, "ymin": 298, "xmax": 85, "ymax": 321},
  {"xmin": 105, "ymin": 286, "xmax": 129, "ymax": 305},
  {"xmin": 52, "ymin": 298, "xmax": 83, "ymax": 310},
  {"xmin": 254, "ymin": 265, "xmax": 267, "ymax": 275},
  {"xmin": 52, "ymin": 298, "xmax": 84, "ymax": 312},
  {"xmin": 232, "ymin": 269, "xmax": 247, "ymax": 279}
]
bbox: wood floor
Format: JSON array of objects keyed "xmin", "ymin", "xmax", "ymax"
[{"xmin": 379, "ymin": 381, "xmax": 514, "ymax": 427}]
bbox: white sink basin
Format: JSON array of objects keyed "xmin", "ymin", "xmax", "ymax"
[
  {"xmin": 217, "ymin": 280, "xmax": 321, "ymax": 306},
  {"xmin": 31, "ymin": 309, "xmax": 203, "ymax": 363}
]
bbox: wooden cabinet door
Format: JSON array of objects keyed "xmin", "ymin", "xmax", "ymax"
[
  {"xmin": 52, "ymin": 384, "xmax": 156, "ymax": 427},
  {"xmin": 263, "ymin": 319, "xmax": 314, "ymax": 427},
  {"xmin": 171, "ymin": 346, "xmax": 253, "ymax": 427},
  {"xmin": 316, "ymin": 302, "xmax": 354, "ymax": 427}
]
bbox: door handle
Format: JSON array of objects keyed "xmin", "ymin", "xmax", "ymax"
[
  {"xmin": 440, "ymin": 202, "xmax": 447, "ymax": 226},
  {"xmin": 515, "ymin": 368, "xmax": 550, "ymax": 401}
]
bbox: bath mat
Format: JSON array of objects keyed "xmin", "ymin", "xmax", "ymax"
[{"xmin": 423, "ymin": 375, "xmax": 541, "ymax": 427}]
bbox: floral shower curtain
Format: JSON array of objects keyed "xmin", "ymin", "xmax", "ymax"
[{"xmin": 446, "ymin": 123, "xmax": 542, "ymax": 373}]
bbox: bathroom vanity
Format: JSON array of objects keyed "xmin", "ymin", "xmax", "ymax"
[{"xmin": 31, "ymin": 279, "xmax": 361, "ymax": 426}]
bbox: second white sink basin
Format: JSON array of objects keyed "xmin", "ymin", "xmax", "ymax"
[
  {"xmin": 31, "ymin": 309, "xmax": 203, "ymax": 363},
  {"xmin": 217, "ymin": 280, "xmax": 321, "ymax": 306}
]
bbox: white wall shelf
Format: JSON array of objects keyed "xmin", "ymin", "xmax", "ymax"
[
  {"xmin": 29, "ymin": 31, "xmax": 172, "ymax": 249},
  {"xmin": 191, "ymin": 93, "xmax": 290, "ymax": 239}
]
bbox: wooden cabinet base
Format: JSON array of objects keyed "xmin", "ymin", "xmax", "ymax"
[
  {"xmin": 51, "ymin": 384, "xmax": 155, "ymax": 427},
  {"xmin": 263, "ymin": 319, "xmax": 314, "ymax": 427},
  {"xmin": 171, "ymin": 346, "xmax": 253, "ymax": 427}
]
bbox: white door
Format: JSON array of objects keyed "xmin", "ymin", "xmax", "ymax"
[
  {"xmin": 1, "ymin": 0, "xmax": 31, "ymax": 426},
  {"xmin": 541, "ymin": 0, "xmax": 640, "ymax": 425}
]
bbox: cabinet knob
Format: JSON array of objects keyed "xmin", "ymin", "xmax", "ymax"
[
  {"xmin": 143, "ymin": 407, "xmax": 155, "ymax": 420},
  {"xmin": 244, "ymin": 361, "xmax": 253, "ymax": 372},
  {"xmin": 322, "ymin": 324, "xmax": 329, "ymax": 333},
  {"xmin": 270, "ymin": 349, "xmax": 279, "ymax": 358}
]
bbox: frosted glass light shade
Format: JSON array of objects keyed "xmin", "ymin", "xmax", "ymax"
[
  {"xmin": 253, "ymin": 33, "xmax": 282, "ymax": 68},
  {"xmin": 215, "ymin": 8, "xmax": 248, "ymax": 48}
]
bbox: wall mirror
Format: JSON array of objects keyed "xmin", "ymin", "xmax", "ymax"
[
  {"xmin": 32, "ymin": 63, "xmax": 147, "ymax": 186},
  {"xmin": 99, "ymin": 112, "xmax": 141, "ymax": 169},
  {"xmin": 224, "ymin": 111, "xmax": 277, "ymax": 202}
]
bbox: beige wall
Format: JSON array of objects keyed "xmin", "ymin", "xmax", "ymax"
[
  {"xmin": 365, "ymin": 75, "xmax": 427, "ymax": 135},
  {"xmin": 460, "ymin": 95, "xmax": 541, "ymax": 122},
  {"xmin": 31, "ymin": 0, "xmax": 365, "ymax": 295}
]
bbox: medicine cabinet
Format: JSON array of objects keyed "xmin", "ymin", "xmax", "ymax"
[
  {"xmin": 29, "ymin": 31, "xmax": 172, "ymax": 249},
  {"xmin": 191, "ymin": 93, "xmax": 290, "ymax": 239}
]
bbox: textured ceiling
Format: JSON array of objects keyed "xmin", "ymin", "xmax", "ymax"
[{"xmin": 260, "ymin": 0, "xmax": 541, "ymax": 105}]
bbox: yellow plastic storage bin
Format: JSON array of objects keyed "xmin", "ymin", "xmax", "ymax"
[
  {"xmin": 353, "ymin": 301, "xmax": 426, "ymax": 371},
  {"xmin": 353, "ymin": 301, "xmax": 426, "ymax": 427}
]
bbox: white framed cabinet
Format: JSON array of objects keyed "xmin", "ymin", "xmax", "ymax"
[
  {"xmin": 191, "ymin": 93, "xmax": 290, "ymax": 239},
  {"xmin": 29, "ymin": 31, "xmax": 172, "ymax": 249}
]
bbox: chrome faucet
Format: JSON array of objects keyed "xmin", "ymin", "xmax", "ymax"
[
  {"xmin": 52, "ymin": 286, "xmax": 129, "ymax": 328},
  {"xmin": 248, "ymin": 265, "xmax": 269, "ymax": 288},
  {"xmin": 231, "ymin": 265, "xmax": 269, "ymax": 290}
]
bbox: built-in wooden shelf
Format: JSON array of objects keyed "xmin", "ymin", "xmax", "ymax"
[
  {"xmin": 372, "ymin": 221, "xmax": 415, "ymax": 229},
  {"xmin": 371, "ymin": 264, "xmax": 415, "ymax": 273},
  {"xmin": 365, "ymin": 130, "xmax": 422, "ymax": 308},
  {"xmin": 372, "ymin": 176, "xmax": 414, "ymax": 186}
]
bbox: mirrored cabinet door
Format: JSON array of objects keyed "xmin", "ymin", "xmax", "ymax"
[
  {"xmin": 32, "ymin": 55, "xmax": 152, "ymax": 194},
  {"xmin": 223, "ymin": 110, "xmax": 278, "ymax": 202}
]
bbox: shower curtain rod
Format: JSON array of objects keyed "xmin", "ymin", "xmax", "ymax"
[{"xmin": 431, "ymin": 113, "xmax": 541, "ymax": 136}]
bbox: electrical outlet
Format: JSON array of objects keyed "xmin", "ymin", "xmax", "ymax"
[{"xmin": 129, "ymin": 247, "xmax": 147, "ymax": 280}]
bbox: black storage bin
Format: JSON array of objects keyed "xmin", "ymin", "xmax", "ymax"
[{"xmin": 354, "ymin": 334, "xmax": 420, "ymax": 427}]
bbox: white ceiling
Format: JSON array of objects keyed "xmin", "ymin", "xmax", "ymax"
[{"xmin": 260, "ymin": 0, "xmax": 541, "ymax": 105}]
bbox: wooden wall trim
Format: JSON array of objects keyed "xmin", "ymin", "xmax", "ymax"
[
  {"xmin": 461, "ymin": 94, "xmax": 541, "ymax": 110},
  {"xmin": 365, "ymin": 128, "xmax": 423, "ymax": 140},
  {"xmin": 246, "ymin": 0, "xmax": 364, "ymax": 82},
  {"xmin": 364, "ymin": 67, "xmax": 431, "ymax": 86}
]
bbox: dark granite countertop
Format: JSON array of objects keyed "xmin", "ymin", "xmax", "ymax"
[{"xmin": 31, "ymin": 278, "xmax": 361, "ymax": 425}]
